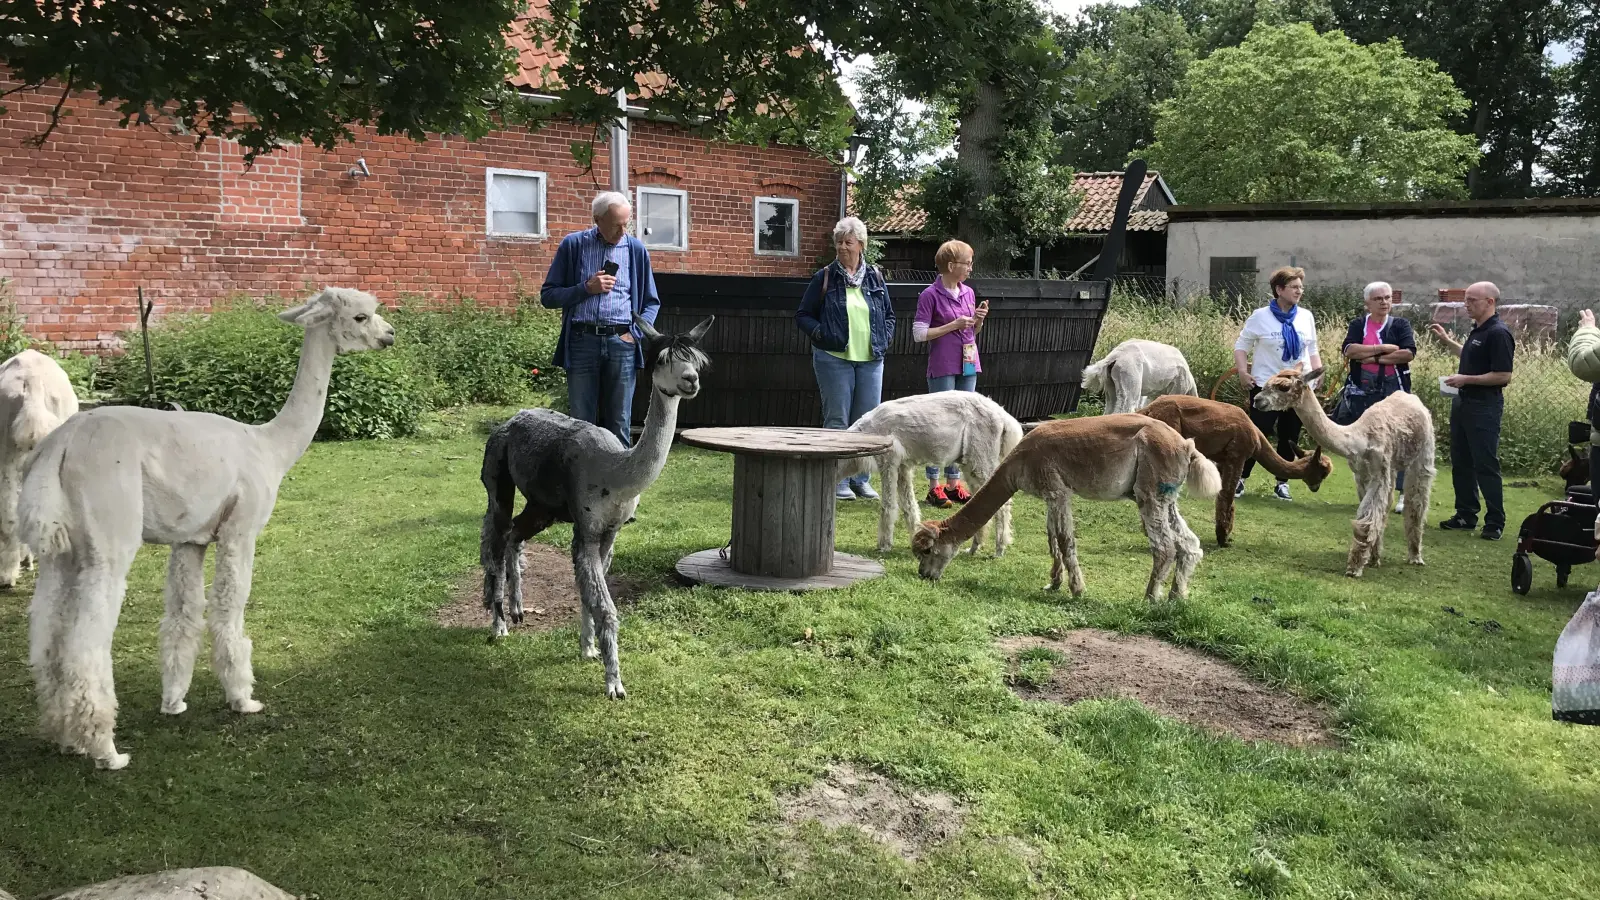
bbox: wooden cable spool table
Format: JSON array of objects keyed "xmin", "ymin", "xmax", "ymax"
[{"xmin": 675, "ymin": 427, "xmax": 892, "ymax": 591}]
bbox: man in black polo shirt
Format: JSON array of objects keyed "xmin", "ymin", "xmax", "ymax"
[{"xmin": 1427, "ymin": 282, "xmax": 1515, "ymax": 540}]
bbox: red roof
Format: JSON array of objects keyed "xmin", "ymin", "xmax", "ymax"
[
  {"xmin": 506, "ymin": 2, "xmax": 669, "ymax": 96},
  {"xmin": 864, "ymin": 170, "xmax": 1173, "ymax": 235}
]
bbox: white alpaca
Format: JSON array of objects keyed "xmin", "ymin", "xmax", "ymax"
[
  {"xmin": 1082, "ymin": 339, "xmax": 1198, "ymax": 414},
  {"xmin": 0, "ymin": 350, "xmax": 78, "ymax": 587},
  {"xmin": 20, "ymin": 288, "xmax": 395, "ymax": 770},
  {"xmin": 839, "ymin": 391, "xmax": 1023, "ymax": 554},
  {"xmin": 1252, "ymin": 364, "xmax": 1436, "ymax": 577}
]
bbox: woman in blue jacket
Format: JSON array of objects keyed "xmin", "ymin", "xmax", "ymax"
[{"xmin": 795, "ymin": 216, "xmax": 896, "ymax": 500}]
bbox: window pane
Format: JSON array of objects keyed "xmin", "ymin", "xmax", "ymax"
[
  {"xmin": 492, "ymin": 210, "xmax": 541, "ymax": 235},
  {"xmin": 641, "ymin": 192, "xmax": 682, "ymax": 248},
  {"xmin": 489, "ymin": 173, "xmax": 541, "ymax": 234},
  {"xmin": 757, "ymin": 200, "xmax": 795, "ymax": 253}
]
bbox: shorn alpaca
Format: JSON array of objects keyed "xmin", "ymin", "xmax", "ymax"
[
  {"xmin": 1081, "ymin": 339, "xmax": 1199, "ymax": 414},
  {"xmin": 911, "ymin": 414, "xmax": 1221, "ymax": 601},
  {"xmin": 1252, "ymin": 365, "xmax": 1435, "ymax": 577},
  {"xmin": 839, "ymin": 391, "xmax": 1024, "ymax": 554},
  {"xmin": 480, "ymin": 314, "xmax": 712, "ymax": 700},
  {"xmin": 1138, "ymin": 395, "xmax": 1334, "ymax": 547},
  {"xmin": 20, "ymin": 288, "xmax": 395, "ymax": 770},
  {"xmin": 0, "ymin": 350, "xmax": 78, "ymax": 587}
]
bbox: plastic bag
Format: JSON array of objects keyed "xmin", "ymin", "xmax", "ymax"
[{"xmin": 1553, "ymin": 589, "xmax": 1600, "ymax": 725}]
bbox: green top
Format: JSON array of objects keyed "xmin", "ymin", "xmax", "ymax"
[
  {"xmin": 828, "ymin": 286, "xmax": 873, "ymax": 362},
  {"xmin": 1567, "ymin": 324, "xmax": 1600, "ymax": 444}
]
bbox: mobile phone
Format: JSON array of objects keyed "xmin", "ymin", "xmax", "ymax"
[{"xmin": 602, "ymin": 260, "xmax": 620, "ymax": 277}]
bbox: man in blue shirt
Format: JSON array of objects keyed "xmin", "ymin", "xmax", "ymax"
[
  {"xmin": 541, "ymin": 192, "xmax": 661, "ymax": 447},
  {"xmin": 1429, "ymin": 281, "xmax": 1515, "ymax": 540}
]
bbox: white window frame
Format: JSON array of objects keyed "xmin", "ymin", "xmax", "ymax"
[
  {"xmin": 484, "ymin": 167, "xmax": 547, "ymax": 238},
  {"xmin": 753, "ymin": 196, "xmax": 800, "ymax": 256},
  {"xmin": 635, "ymin": 185, "xmax": 690, "ymax": 251}
]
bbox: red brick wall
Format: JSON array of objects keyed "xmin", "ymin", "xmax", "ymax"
[{"xmin": 0, "ymin": 79, "xmax": 841, "ymax": 350}]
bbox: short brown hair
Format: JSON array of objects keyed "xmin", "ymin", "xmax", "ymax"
[
  {"xmin": 934, "ymin": 240, "xmax": 974, "ymax": 273},
  {"xmin": 1269, "ymin": 266, "xmax": 1305, "ymax": 296}
]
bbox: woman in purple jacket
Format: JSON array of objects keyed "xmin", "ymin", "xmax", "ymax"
[{"xmin": 913, "ymin": 239, "xmax": 988, "ymax": 507}]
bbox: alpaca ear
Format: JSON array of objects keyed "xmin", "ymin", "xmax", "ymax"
[
  {"xmin": 685, "ymin": 315, "xmax": 715, "ymax": 344},
  {"xmin": 279, "ymin": 291, "xmax": 336, "ymax": 327},
  {"xmin": 632, "ymin": 313, "xmax": 662, "ymax": 342},
  {"xmin": 1301, "ymin": 367, "xmax": 1324, "ymax": 385}
]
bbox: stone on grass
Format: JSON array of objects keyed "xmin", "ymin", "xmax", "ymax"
[{"xmin": 31, "ymin": 867, "xmax": 293, "ymax": 900}]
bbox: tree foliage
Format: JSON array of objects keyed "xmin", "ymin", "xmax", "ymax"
[
  {"xmin": 1144, "ymin": 23, "xmax": 1479, "ymax": 203},
  {"xmin": 1546, "ymin": 10, "xmax": 1600, "ymax": 196},
  {"xmin": 0, "ymin": 1, "xmax": 531, "ymax": 163},
  {"xmin": 846, "ymin": 58, "xmax": 956, "ymax": 231}
]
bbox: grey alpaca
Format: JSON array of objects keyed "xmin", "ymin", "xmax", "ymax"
[{"xmin": 479, "ymin": 314, "xmax": 713, "ymax": 699}]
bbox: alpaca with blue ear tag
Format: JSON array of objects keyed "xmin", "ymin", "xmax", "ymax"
[{"xmin": 479, "ymin": 314, "xmax": 714, "ymax": 699}]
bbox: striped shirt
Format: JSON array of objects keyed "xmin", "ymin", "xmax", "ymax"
[{"xmin": 569, "ymin": 227, "xmax": 633, "ymax": 325}]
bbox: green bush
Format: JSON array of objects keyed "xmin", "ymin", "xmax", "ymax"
[
  {"xmin": 388, "ymin": 294, "xmax": 564, "ymax": 408},
  {"xmin": 100, "ymin": 302, "xmax": 425, "ymax": 440}
]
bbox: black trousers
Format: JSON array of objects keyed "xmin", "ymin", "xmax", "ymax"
[
  {"xmin": 1450, "ymin": 394, "xmax": 1505, "ymax": 529},
  {"xmin": 1242, "ymin": 386, "xmax": 1303, "ymax": 482}
]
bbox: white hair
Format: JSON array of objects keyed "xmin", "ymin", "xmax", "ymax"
[
  {"xmin": 832, "ymin": 216, "xmax": 868, "ymax": 246},
  {"xmin": 1363, "ymin": 281, "xmax": 1392, "ymax": 301},
  {"xmin": 592, "ymin": 191, "xmax": 631, "ymax": 221}
]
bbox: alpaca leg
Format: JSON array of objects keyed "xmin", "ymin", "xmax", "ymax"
[
  {"xmin": 504, "ymin": 535, "xmax": 525, "ymax": 625},
  {"xmin": 575, "ymin": 534, "xmax": 624, "ymax": 698},
  {"xmin": 208, "ymin": 536, "xmax": 263, "ymax": 714},
  {"xmin": 1403, "ymin": 457, "xmax": 1434, "ymax": 565},
  {"xmin": 1214, "ymin": 461, "xmax": 1243, "ymax": 547},
  {"xmin": 1168, "ymin": 503, "xmax": 1204, "ymax": 600},
  {"xmin": 159, "ymin": 543, "xmax": 209, "ymax": 715},
  {"xmin": 899, "ymin": 464, "xmax": 920, "ymax": 548},
  {"xmin": 504, "ymin": 504, "xmax": 554, "ymax": 627},
  {"xmin": 0, "ymin": 457, "xmax": 24, "ymax": 587},
  {"xmin": 29, "ymin": 555, "xmax": 73, "ymax": 753},
  {"xmin": 1137, "ymin": 499, "xmax": 1179, "ymax": 603},
  {"xmin": 876, "ymin": 456, "xmax": 898, "ymax": 553},
  {"xmin": 52, "ymin": 555, "xmax": 134, "ymax": 769},
  {"xmin": 1046, "ymin": 498, "xmax": 1084, "ymax": 595},
  {"xmin": 480, "ymin": 496, "xmax": 516, "ymax": 642}
]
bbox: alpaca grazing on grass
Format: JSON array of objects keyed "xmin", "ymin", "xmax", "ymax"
[
  {"xmin": 1082, "ymin": 339, "xmax": 1199, "ymax": 414},
  {"xmin": 0, "ymin": 350, "xmax": 78, "ymax": 587},
  {"xmin": 20, "ymin": 288, "xmax": 395, "ymax": 770},
  {"xmin": 839, "ymin": 391, "xmax": 1024, "ymax": 554},
  {"xmin": 911, "ymin": 414, "xmax": 1221, "ymax": 601},
  {"xmin": 1252, "ymin": 364, "xmax": 1435, "ymax": 577},
  {"xmin": 479, "ymin": 314, "xmax": 713, "ymax": 700},
  {"xmin": 1138, "ymin": 395, "xmax": 1334, "ymax": 547}
]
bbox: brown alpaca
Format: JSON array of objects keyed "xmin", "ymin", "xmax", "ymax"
[
  {"xmin": 1252, "ymin": 364, "xmax": 1436, "ymax": 577},
  {"xmin": 910, "ymin": 414, "xmax": 1222, "ymax": 601},
  {"xmin": 1137, "ymin": 395, "xmax": 1334, "ymax": 547}
]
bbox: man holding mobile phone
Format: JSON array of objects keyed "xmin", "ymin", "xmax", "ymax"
[{"xmin": 540, "ymin": 191, "xmax": 661, "ymax": 447}]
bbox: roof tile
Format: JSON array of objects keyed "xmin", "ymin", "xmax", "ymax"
[{"xmin": 863, "ymin": 170, "xmax": 1169, "ymax": 235}]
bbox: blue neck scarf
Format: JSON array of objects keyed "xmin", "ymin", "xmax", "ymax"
[{"xmin": 1269, "ymin": 301, "xmax": 1302, "ymax": 362}]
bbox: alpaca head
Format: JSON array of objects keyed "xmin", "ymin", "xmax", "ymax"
[
  {"xmin": 1299, "ymin": 446, "xmax": 1333, "ymax": 492},
  {"xmin": 634, "ymin": 314, "xmax": 713, "ymax": 399},
  {"xmin": 911, "ymin": 521, "xmax": 958, "ymax": 580},
  {"xmin": 1252, "ymin": 364, "xmax": 1321, "ymax": 413},
  {"xmin": 279, "ymin": 288, "xmax": 395, "ymax": 352}
]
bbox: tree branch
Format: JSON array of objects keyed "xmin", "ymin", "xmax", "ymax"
[{"xmin": 22, "ymin": 66, "xmax": 75, "ymax": 149}]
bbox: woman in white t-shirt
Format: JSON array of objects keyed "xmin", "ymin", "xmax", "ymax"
[{"xmin": 1232, "ymin": 266, "xmax": 1322, "ymax": 501}]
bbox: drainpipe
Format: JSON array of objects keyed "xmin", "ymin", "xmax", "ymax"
[{"xmin": 609, "ymin": 89, "xmax": 628, "ymax": 194}]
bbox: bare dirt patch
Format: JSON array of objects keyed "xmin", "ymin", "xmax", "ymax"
[
  {"xmin": 779, "ymin": 764, "xmax": 966, "ymax": 861},
  {"xmin": 998, "ymin": 629, "xmax": 1337, "ymax": 748},
  {"xmin": 435, "ymin": 542, "xmax": 647, "ymax": 633}
]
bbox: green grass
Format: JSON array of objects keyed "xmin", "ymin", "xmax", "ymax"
[{"xmin": 4, "ymin": 407, "xmax": 1599, "ymax": 899}]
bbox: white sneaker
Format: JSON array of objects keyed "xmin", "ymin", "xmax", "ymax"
[
  {"xmin": 1274, "ymin": 482, "xmax": 1292, "ymax": 501},
  {"xmin": 1234, "ymin": 479, "xmax": 1246, "ymax": 499},
  {"xmin": 1394, "ymin": 495, "xmax": 1405, "ymax": 513}
]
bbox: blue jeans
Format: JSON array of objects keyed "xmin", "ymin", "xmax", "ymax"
[
  {"xmin": 565, "ymin": 330, "xmax": 638, "ymax": 448},
  {"xmin": 925, "ymin": 374, "xmax": 977, "ymax": 480},
  {"xmin": 813, "ymin": 348, "xmax": 883, "ymax": 488}
]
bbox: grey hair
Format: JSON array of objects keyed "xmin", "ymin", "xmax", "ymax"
[
  {"xmin": 832, "ymin": 216, "xmax": 868, "ymax": 246},
  {"xmin": 1363, "ymin": 281, "xmax": 1393, "ymax": 301},
  {"xmin": 592, "ymin": 191, "xmax": 631, "ymax": 221}
]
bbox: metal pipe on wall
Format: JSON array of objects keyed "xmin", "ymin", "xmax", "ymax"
[{"xmin": 609, "ymin": 89, "xmax": 629, "ymax": 194}]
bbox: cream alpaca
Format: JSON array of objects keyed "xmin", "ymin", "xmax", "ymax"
[
  {"xmin": 911, "ymin": 414, "xmax": 1221, "ymax": 601},
  {"xmin": 1081, "ymin": 339, "xmax": 1199, "ymax": 414},
  {"xmin": 1251, "ymin": 364, "xmax": 1435, "ymax": 577},
  {"xmin": 839, "ymin": 391, "xmax": 1023, "ymax": 554},
  {"xmin": 0, "ymin": 350, "xmax": 78, "ymax": 587},
  {"xmin": 20, "ymin": 288, "xmax": 395, "ymax": 770}
]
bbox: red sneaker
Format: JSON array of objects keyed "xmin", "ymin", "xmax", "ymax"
[
  {"xmin": 925, "ymin": 484, "xmax": 953, "ymax": 509},
  {"xmin": 946, "ymin": 480, "xmax": 972, "ymax": 503}
]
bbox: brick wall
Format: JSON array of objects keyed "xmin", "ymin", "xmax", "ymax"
[{"xmin": 0, "ymin": 78, "xmax": 841, "ymax": 350}]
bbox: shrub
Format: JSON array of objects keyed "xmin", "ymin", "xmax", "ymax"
[
  {"xmin": 388, "ymin": 294, "xmax": 564, "ymax": 408},
  {"xmin": 99, "ymin": 302, "xmax": 424, "ymax": 440}
]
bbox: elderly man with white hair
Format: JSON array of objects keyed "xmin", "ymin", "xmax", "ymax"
[
  {"xmin": 541, "ymin": 191, "xmax": 662, "ymax": 447},
  {"xmin": 1336, "ymin": 280, "xmax": 1417, "ymax": 511}
]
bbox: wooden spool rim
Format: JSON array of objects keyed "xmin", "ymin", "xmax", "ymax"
[{"xmin": 679, "ymin": 426, "xmax": 892, "ymax": 459}]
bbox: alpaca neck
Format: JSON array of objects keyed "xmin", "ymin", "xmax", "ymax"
[
  {"xmin": 1250, "ymin": 430, "xmax": 1322, "ymax": 481},
  {"xmin": 616, "ymin": 381, "xmax": 680, "ymax": 491},
  {"xmin": 260, "ymin": 328, "xmax": 336, "ymax": 473},
  {"xmin": 936, "ymin": 464, "xmax": 1019, "ymax": 546},
  {"xmin": 1291, "ymin": 389, "xmax": 1361, "ymax": 457}
]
